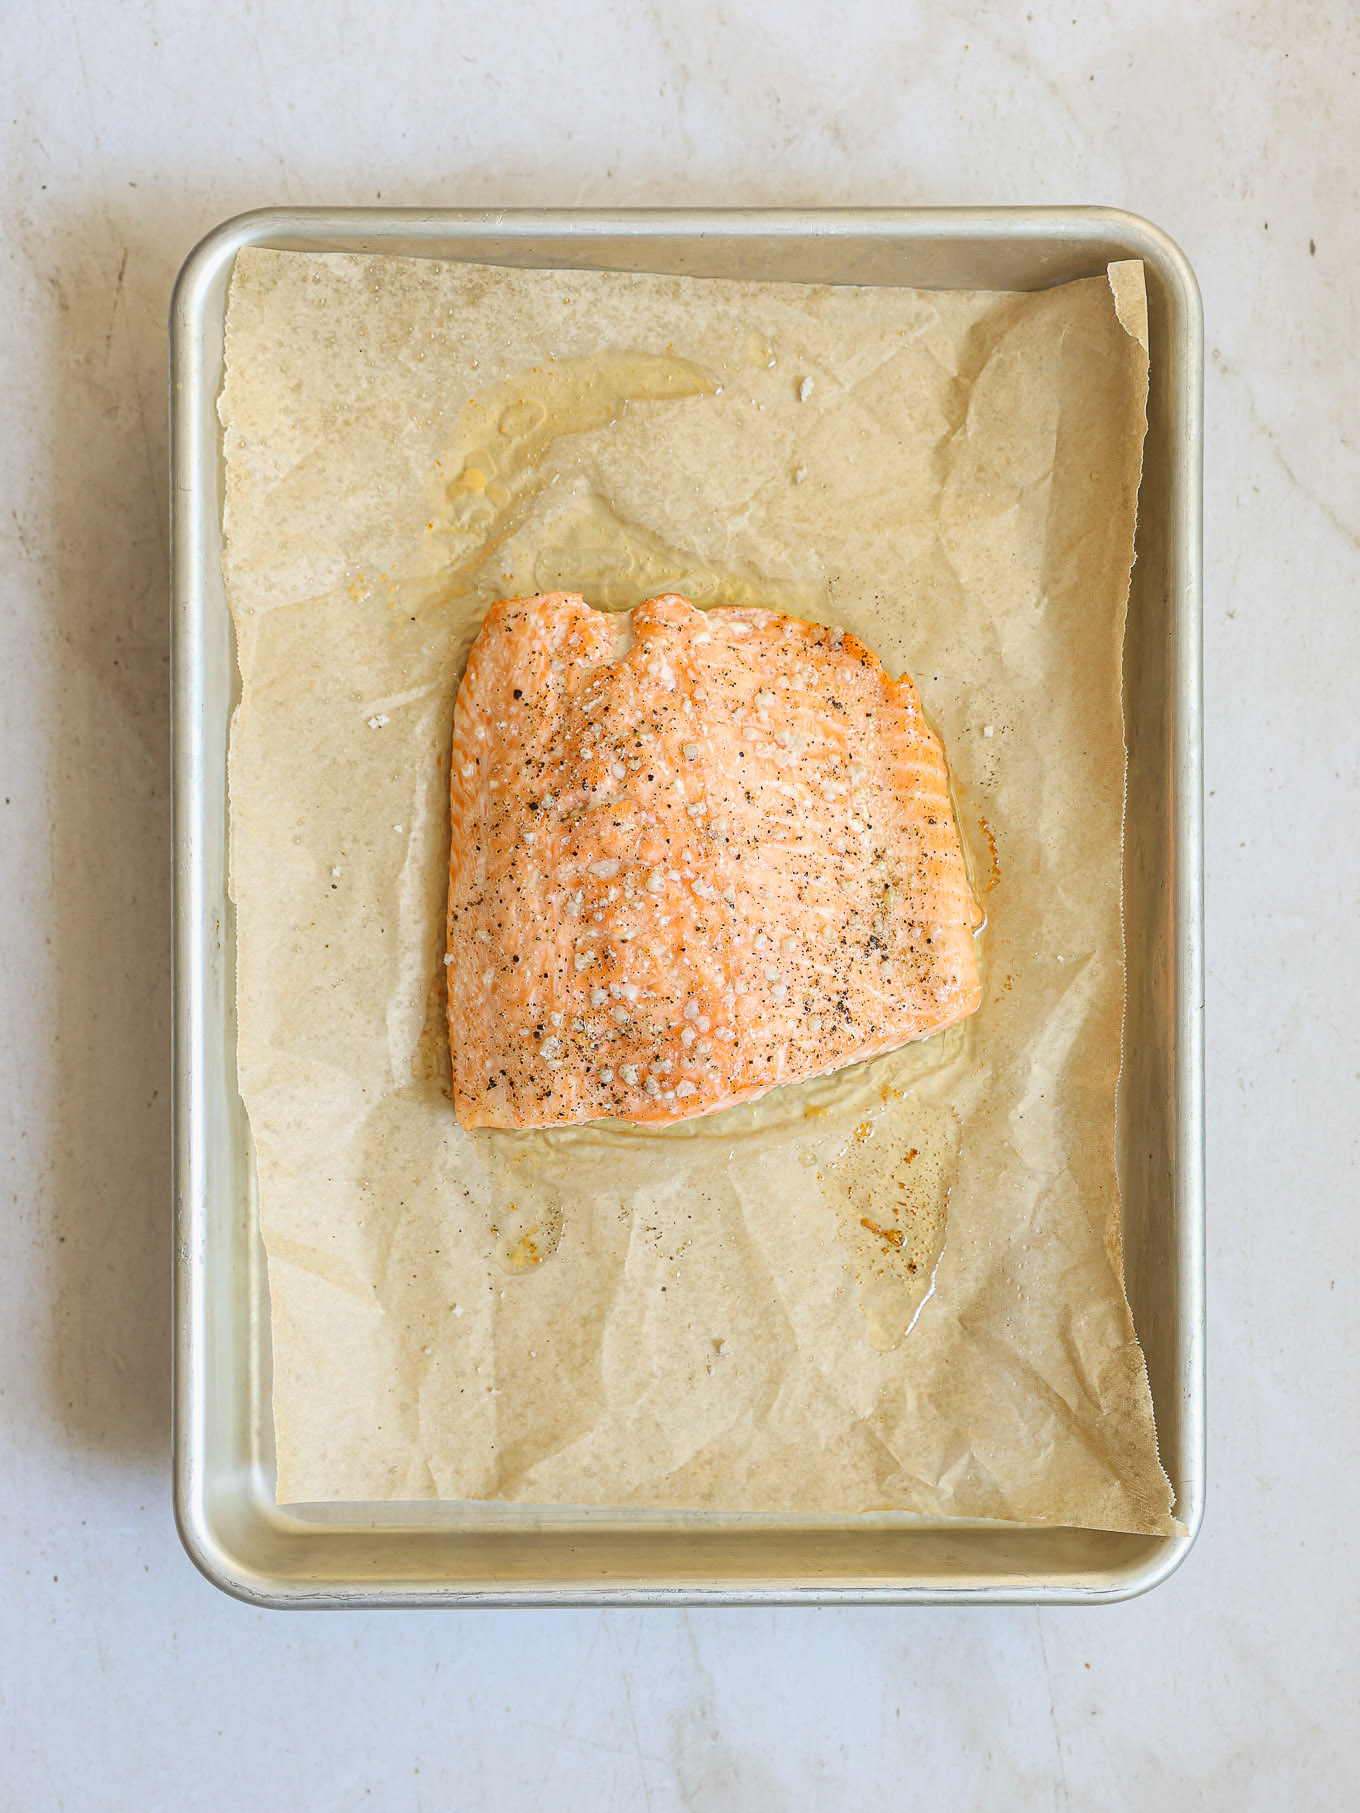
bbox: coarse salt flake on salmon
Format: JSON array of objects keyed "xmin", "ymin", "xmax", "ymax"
[{"xmin": 446, "ymin": 592, "xmax": 982, "ymax": 1129}]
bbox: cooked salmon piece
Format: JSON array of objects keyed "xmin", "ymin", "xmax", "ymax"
[{"xmin": 446, "ymin": 593, "xmax": 982, "ymax": 1129}]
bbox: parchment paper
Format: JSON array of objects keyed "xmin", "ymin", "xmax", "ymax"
[{"xmin": 221, "ymin": 247, "xmax": 1179, "ymax": 1534}]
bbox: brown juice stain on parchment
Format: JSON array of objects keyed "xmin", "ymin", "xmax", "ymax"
[
  {"xmin": 474, "ymin": 1136, "xmax": 568, "ymax": 1275},
  {"xmin": 494, "ymin": 1199, "xmax": 564, "ymax": 1272},
  {"xmin": 975, "ymin": 812, "xmax": 1001, "ymax": 893},
  {"xmin": 813, "ymin": 1090, "xmax": 959, "ymax": 1351},
  {"xmin": 946, "ymin": 770, "xmax": 999, "ymax": 917}
]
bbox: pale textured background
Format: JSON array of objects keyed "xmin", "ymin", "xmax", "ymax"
[{"xmin": 1, "ymin": 3, "xmax": 1357, "ymax": 1807}]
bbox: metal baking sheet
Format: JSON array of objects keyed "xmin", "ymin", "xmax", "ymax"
[{"xmin": 171, "ymin": 207, "xmax": 1204, "ymax": 1606}]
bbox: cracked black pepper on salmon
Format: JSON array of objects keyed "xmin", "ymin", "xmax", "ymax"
[{"xmin": 446, "ymin": 592, "xmax": 982, "ymax": 1128}]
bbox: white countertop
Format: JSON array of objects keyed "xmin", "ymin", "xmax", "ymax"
[{"xmin": 3, "ymin": 4, "xmax": 1357, "ymax": 1805}]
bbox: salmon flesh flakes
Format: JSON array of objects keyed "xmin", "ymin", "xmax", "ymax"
[{"xmin": 446, "ymin": 592, "xmax": 982, "ymax": 1129}]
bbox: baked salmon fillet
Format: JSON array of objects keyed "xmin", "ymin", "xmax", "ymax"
[{"xmin": 446, "ymin": 593, "xmax": 982, "ymax": 1129}]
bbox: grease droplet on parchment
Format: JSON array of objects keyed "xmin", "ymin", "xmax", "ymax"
[
  {"xmin": 494, "ymin": 1199, "xmax": 563, "ymax": 1271},
  {"xmin": 475, "ymin": 1135, "xmax": 568, "ymax": 1276},
  {"xmin": 387, "ymin": 350, "xmax": 830, "ymax": 637},
  {"xmin": 818, "ymin": 1096, "xmax": 959, "ymax": 1350}
]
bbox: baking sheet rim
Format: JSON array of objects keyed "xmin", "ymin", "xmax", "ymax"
[{"xmin": 171, "ymin": 204, "xmax": 1204, "ymax": 1607}]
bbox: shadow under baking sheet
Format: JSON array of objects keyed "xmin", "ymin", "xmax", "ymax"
[{"xmin": 42, "ymin": 199, "xmax": 181, "ymax": 1470}]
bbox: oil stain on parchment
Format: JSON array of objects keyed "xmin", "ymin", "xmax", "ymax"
[
  {"xmin": 381, "ymin": 349, "xmax": 829, "ymax": 647},
  {"xmin": 816, "ymin": 1091, "xmax": 959, "ymax": 1351},
  {"xmin": 426, "ymin": 349, "xmax": 720, "ymax": 586},
  {"xmin": 476, "ymin": 1135, "xmax": 568, "ymax": 1275}
]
